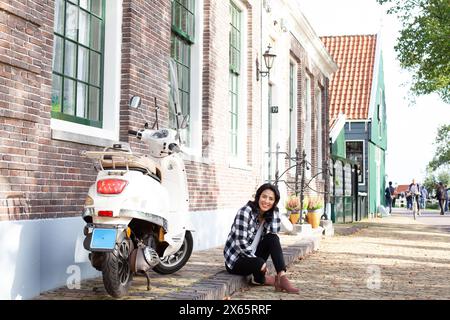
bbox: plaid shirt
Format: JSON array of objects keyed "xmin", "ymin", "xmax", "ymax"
[{"xmin": 224, "ymin": 202, "xmax": 281, "ymax": 270}]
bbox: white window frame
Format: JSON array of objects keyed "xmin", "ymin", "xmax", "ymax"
[
  {"xmin": 228, "ymin": 0, "xmax": 248, "ymax": 169},
  {"xmin": 317, "ymin": 87, "xmax": 322, "ymax": 179},
  {"xmin": 179, "ymin": 0, "xmax": 204, "ymax": 160},
  {"xmin": 289, "ymin": 60, "xmax": 297, "ymax": 166},
  {"xmin": 304, "ymin": 73, "xmax": 312, "ymax": 178},
  {"xmin": 346, "ymin": 139, "xmax": 365, "ymax": 185},
  {"xmin": 51, "ymin": 0, "xmax": 123, "ymax": 147}
]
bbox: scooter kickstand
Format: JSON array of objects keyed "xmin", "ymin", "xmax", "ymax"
[{"xmin": 144, "ymin": 272, "xmax": 151, "ymax": 291}]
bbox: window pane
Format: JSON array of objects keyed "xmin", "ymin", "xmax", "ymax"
[
  {"xmin": 78, "ymin": 10, "xmax": 90, "ymax": 47},
  {"xmin": 76, "ymin": 82, "xmax": 88, "ymax": 118},
  {"xmin": 79, "ymin": 0, "xmax": 90, "ymax": 10},
  {"xmin": 54, "ymin": 0, "xmax": 65, "ymax": 34},
  {"xmin": 91, "ymin": 16, "xmax": 102, "ymax": 51},
  {"xmin": 91, "ymin": 0, "xmax": 102, "ymax": 17},
  {"xmin": 66, "ymin": 3, "xmax": 79, "ymax": 41},
  {"xmin": 89, "ymin": 51, "xmax": 100, "ymax": 86},
  {"xmin": 51, "ymin": 74, "xmax": 62, "ymax": 112},
  {"xmin": 89, "ymin": 86, "xmax": 99, "ymax": 121},
  {"xmin": 77, "ymin": 46, "xmax": 89, "ymax": 81},
  {"xmin": 64, "ymin": 40, "xmax": 76, "ymax": 77},
  {"xmin": 63, "ymin": 78, "xmax": 76, "ymax": 116},
  {"xmin": 52, "ymin": 35, "xmax": 64, "ymax": 73}
]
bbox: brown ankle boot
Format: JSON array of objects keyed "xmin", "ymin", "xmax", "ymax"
[
  {"xmin": 264, "ymin": 275, "xmax": 275, "ymax": 286},
  {"xmin": 275, "ymin": 275, "xmax": 299, "ymax": 294}
]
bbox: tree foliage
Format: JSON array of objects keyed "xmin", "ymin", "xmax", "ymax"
[
  {"xmin": 376, "ymin": 0, "xmax": 450, "ymax": 103},
  {"xmin": 428, "ymin": 124, "xmax": 450, "ymax": 170}
]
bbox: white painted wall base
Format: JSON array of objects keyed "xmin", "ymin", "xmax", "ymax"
[
  {"xmin": 0, "ymin": 217, "xmax": 100, "ymax": 300},
  {"xmin": 0, "ymin": 208, "xmax": 237, "ymax": 300}
]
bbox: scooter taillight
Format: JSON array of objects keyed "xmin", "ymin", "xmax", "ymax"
[
  {"xmin": 98, "ymin": 210, "xmax": 113, "ymax": 217},
  {"xmin": 97, "ymin": 179, "xmax": 128, "ymax": 194}
]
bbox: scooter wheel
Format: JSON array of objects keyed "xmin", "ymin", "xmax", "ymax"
[
  {"xmin": 102, "ymin": 239, "xmax": 133, "ymax": 298},
  {"xmin": 153, "ymin": 231, "xmax": 193, "ymax": 275}
]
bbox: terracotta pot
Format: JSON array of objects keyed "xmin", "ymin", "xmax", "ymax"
[
  {"xmin": 288, "ymin": 211, "xmax": 300, "ymax": 224},
  {"xmin": 307, "ymin": 209, "xmax": 322, "ymax": 228}
]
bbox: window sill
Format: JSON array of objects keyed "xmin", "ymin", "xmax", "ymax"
[
  {"xmin": 51, "ymin": 129, "xmax": 118, "ymax": 147},
  {"xmin": 228, "ymin": 158, "xmax": 252, "ymax": 171}
]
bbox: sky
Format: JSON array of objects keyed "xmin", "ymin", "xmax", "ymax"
[{"xmin": 298, "ymin": 0, "xmax": 450, "ymax": 186}]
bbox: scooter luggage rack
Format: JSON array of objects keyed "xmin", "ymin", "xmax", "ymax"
[{"xmin": 82, "ymin": 151, "xmax": 156, "ymax": 176}]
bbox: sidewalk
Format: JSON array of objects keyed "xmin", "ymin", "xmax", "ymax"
[
  {"xmin": 231, "ymin": 208, "xmax": 450, "ymax": 300},
  {"xmin": 35, "ymin": 226, "xmax": 324, "ymax": 300}
]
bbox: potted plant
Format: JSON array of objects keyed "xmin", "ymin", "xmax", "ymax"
[
  {"xmin": 285, "ymin": 194, "xmax": 301, "ymax": 224},
  {"xmin": 306, "ymin": 196, "xmax": 324, "ymax": 229}
]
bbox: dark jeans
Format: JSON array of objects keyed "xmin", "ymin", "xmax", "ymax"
[
  {"xmin": 385, "ymin": 197, "xmax": 392, "ymax": 213},
  {"xmin": 439, "ymin": 199, "xmax": 445, "ymax": 214},
  {"xmin": 225, "ymin": 233, "xmax": 286, "ymax": 284}
]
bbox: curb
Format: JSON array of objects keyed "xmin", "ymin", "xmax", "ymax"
[{"xmin": 159, "ymin": 233, "xmax": 321, "ymax": 300}]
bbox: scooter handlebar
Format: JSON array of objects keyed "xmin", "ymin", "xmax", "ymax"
[{"xmin": 128, "ymin": 130, "xmax": 138, "ymax": 135}]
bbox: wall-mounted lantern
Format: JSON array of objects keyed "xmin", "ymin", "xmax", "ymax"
[{"xmin": 256, "ymin": 45, "xmax": 276, "ymax": 81}]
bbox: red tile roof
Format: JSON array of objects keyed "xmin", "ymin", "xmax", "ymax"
[
  {"xmin": 394, "ymin": 185, "xmax": 409, "ymax": 196},
  {"xmin": 321, "ymin": 35, "xmax": 377, "ymax": 123}
]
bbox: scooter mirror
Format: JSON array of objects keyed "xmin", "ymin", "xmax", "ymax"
[{"xmin": 130, "ymin": 96, "xmax": 141, "ymax": 109}]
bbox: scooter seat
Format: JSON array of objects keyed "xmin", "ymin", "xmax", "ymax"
[{"xmin": 101, "ymin": 155, "xmax": 158, "ymax": 176}]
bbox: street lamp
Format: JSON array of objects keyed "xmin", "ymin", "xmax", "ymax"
[{"xmin": 256, "ymin": 45, "xmax": 276, "ymax": 81}]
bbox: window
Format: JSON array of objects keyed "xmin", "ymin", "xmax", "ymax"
[
  {"xmin": 229, "ymin": 3, "xmax": 241, "ymax": 156},
  {"xmin": 170, "ymin": 0, "xmax": 195, "ymax": 146},
  {"xmin": 317, "ymin": 88, "xmax": 322, "ymax": 178},
  {"xmin": 346, "ymin": 141, "xmax": 364, "ymax": 184},
  {"xmin": 289, "ymin": 62, "xmax": 297, "ymax": 164},
  {"xmin": 304, "ymin": 73, "xmax": 312, "ymax": 177},
  {"xmin": 51, "ymin": 0, "xmax": 105, "ymax": 128}
]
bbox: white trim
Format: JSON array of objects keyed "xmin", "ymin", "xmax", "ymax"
[
  {"xmin": 284, "ymin": 1, "xmax": 337, "ymax": 77},
  {"xmin": 346, "ymin": 139, "xmax": 365, "ymax": 186},
  {"xmin": 304, "ymin": 73, "xmax": 312, "ymax": 178},
  {"xmin": 185, "ymin": 0, "xmax": 204, "ymax": 158},
  {"xmin": 368, "ymin": 33, "xmax": 382, "ymax": 119},
  {"xmin": 50, "ymin": 0, "xmax": 123, "ymax": 147},
  {"xmin": 289, "ymin": 59, "xmax": 297, "ymax": 163},
  {"xmin": 317, "ymin": 87, "xmax": 323, "ymax": 179},
  {"xmin": 228, "ymin": 0, "xmax": 248, "ymax": 167},
  {"xmin": 329, "ymin": 113, "xmax": 346, "ymax": 143}
]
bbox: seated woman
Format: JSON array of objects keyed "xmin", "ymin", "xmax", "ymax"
[{"xmin": 223, "ymin": 183, "xmax": 299, "ymax": 294}]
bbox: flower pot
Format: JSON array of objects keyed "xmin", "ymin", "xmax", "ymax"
[
  {"xmin": 307, "ymin": 209, "xmax": 322, "ymax": 229},
  {"xmin": 288, "ymin": 211, "xmax": 300, "ymax": 224}
]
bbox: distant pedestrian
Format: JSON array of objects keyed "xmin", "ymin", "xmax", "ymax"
[
  {"xmin": 409, "ymin": 179, "xmax": 421, "ymax": 215},
  {"xmin": 385, "ymin": 181, "xmax": 395, "ymax": 213},
  {"xmin": 419, "ymin": 185, "xmax": 428, "ymax": 210},
  {"xmin": 223, "ymin": 183, "xmax": 299, "ymax": 293},
  {"xmin": 436, "ymin": 182, "xmax": 446, "ymax": 215}
]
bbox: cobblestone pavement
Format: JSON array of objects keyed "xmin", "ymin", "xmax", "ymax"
[
  {"xmin": 230, "ymin": 209, "xmax": 450, "ymax": 300},
  {"xmin": 35, "ymin": 232, "xmax": 307, "ymax": 300}
]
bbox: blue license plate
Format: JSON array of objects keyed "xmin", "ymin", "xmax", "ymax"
[{"xmin": 90, "ymin": 228, "xmax": 117, "ymax": 250}]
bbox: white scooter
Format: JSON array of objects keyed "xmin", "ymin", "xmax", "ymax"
[{"xmin": 81, "ymin": 96, "xmax": 194, "ymax": 298}]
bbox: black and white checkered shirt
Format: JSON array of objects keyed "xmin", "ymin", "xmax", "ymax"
[{"xmin": 224, "ymin": 201, "xmax": 281, "ymax": 270}]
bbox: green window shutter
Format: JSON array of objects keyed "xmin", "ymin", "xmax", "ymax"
[{"xmin": 51, "ymin": 0, "xmax": 105, "ymax": 128}]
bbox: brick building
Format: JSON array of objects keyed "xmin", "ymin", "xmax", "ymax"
[{"xmin": 0, "ymin": 0, "xmax": 336, "ymax": 299}]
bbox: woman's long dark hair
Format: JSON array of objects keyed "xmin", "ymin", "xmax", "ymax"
[{"xmin": 250, "ymin": 183, "xmax": 280, "ymax": 222}]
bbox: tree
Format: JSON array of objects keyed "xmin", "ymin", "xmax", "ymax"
[
  {"xmin": 428, "ymin": 124, "xmax": 450, "ymax": 170},
  {"xmin": 376, "ymin": 0, "xmax": 450, "ymax": 103}
]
